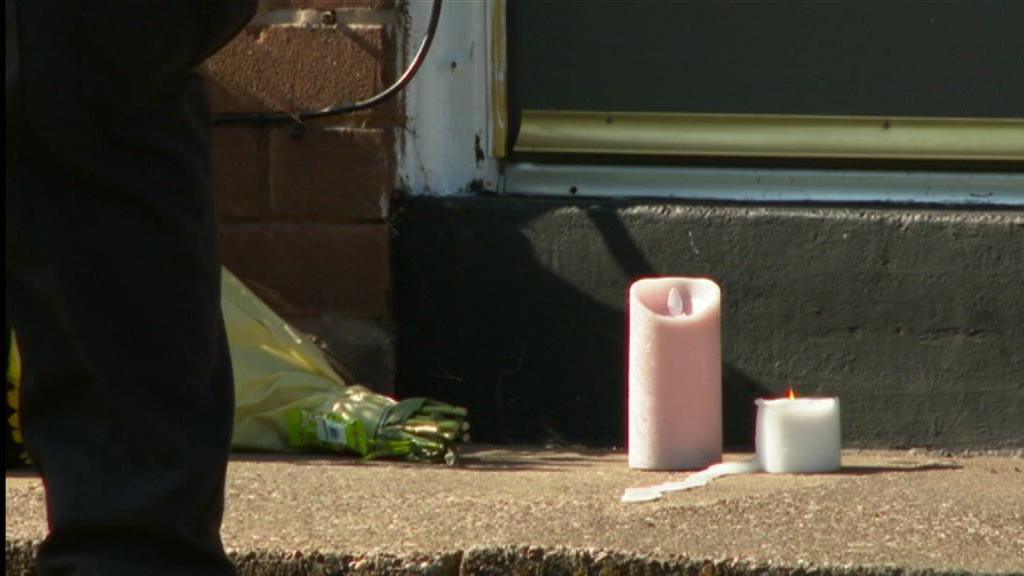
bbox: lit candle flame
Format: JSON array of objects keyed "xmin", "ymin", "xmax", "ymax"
[{"xmin": 787, "ymin": 386, "xmax": 797, "ymax": 400}]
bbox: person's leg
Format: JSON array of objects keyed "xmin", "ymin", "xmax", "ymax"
[
  {"xmin": 6, "ymin": 1, "xmax": 252, "ymax": 573},
  {"xmin": 7, "ymin": 268, "xmax": 236, "ymax": 575},
  {"xmin": 6, "ymin": 84, "xmax": 238, "ymax": 576},
  {"xmin": 7, "ymin": 264, "xmax": 236, "ymax": 576}
]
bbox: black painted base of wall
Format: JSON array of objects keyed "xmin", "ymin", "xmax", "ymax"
[{"xmin": 394, "ymin": 196, "xmax": 1023, "ymax": 450}]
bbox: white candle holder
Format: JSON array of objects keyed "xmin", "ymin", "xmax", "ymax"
[{"xmin": 755, "ymin": 397, "xmax": 842, "ymax": 473}]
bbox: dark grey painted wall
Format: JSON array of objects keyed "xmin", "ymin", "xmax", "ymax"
[{"xmin": 394, "ymin": 196, "xmax": 1023, "ymax": 449}]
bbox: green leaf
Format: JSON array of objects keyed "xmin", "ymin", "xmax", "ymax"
[{"xmin": 383, "ymin": 397, "xmax": 428, "ymax": 427}]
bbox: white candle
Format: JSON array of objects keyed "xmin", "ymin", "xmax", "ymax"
[
  {"xmin": 628, "ymin": 277, "xmax": 722, "ymax": 470},
  {"xmin": 755, "ymin": 396, "xmax": 841, "ymax": 473}
]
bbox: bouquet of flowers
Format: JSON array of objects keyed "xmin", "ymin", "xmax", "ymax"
[{"xmin": 223, "ymin": 269, "xmax": 468, "ymax": 464}]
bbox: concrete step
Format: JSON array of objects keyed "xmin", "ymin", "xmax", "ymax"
[
  {"xmin": 6, "ymin": 448, "xmax": 1023, "ymax": 575},
  {"xmin": 393, "ymin": 196, "xmax": 1024, "ymax": 449}
]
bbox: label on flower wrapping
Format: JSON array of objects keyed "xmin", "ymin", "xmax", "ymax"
[
  {"xmin": 316, "ymin": 418, "xmax": 348, "ymax": 446},
  {"xmin": 284, "ymin": 409, "xmax": 369, "ymax": 455}
]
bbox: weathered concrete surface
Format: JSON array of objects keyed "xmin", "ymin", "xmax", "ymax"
[
  {"xmin": 393, "ymin": 197, "xmax": 1024, "ymax": 449},
  {"xmin": 7, "ymin": 448, "xmax": 1024, "ymax": 575}
]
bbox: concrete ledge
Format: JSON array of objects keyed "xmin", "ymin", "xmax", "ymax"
[
  {"xmin": 7, "ymin": 449, "xmax": 1023, "ymax": 575},
  {"xmin": 5, "ymin": 541, "xmax": 1005, "ymax": 576},
  {"xmin": 393, "ymin": 196, "xmax": 1024, "ymax": 449}
]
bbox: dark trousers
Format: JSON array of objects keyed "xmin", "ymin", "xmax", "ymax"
[{"xmin": 6, "ymin": 1, "xmax": 254, "ymax": 574}]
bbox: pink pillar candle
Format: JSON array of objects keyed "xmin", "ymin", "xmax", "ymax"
[{"xmin": 628, "ymin": 277, "xmax": 722, "ymax": 470}]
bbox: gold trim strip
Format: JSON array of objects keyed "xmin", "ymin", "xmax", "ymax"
[
  {"xmin": 485, "ymin": 0, "xmax": 505, "ymax": 156},
  {"xmin": 515, "ymin": 110, "xmax": 1024, "ymax": 161},
  {"xmin": 489, "ymin": 0, "xmax": 508, "ymax": 159}
]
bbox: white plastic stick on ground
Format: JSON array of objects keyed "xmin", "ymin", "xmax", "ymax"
[{"xmin": 621, "ymin": 459, "xmax": 760, "ymax": 503}]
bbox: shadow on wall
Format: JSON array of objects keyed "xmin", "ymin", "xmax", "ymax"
[
  {"xmin": 394, "ymin": 196, "xmax": 770, "ymax": 449},
  {"xmin": 396, "ymin": 196, "xmax": 1024, "ymax": 450}
]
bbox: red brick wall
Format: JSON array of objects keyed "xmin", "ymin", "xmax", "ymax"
[{"xmin": 204, "ymin": 0, "xmax": 401, "ymax": 320}]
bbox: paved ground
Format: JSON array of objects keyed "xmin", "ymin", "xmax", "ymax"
[{"xmin": 7, "ymin": 447, "xmax": 1024, "ymax": 575}]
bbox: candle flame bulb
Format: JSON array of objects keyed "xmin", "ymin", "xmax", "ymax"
[
  {"xmin": 787, "ymin": 386, "xmax": 796, "ymax": 400},
  {"xmin": 668, "ymin": 287, "xmax": 684, "ymax": 316}
]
